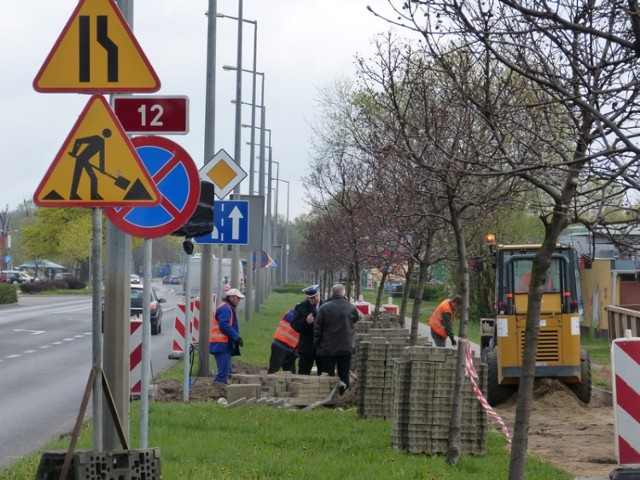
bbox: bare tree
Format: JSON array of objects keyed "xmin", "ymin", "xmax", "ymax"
[{"xmin": 369, "ymin": 2, "xmax": 640, "ymax": 477}]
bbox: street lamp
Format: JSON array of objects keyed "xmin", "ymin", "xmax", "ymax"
[
  {"xmin": 273, "ymin": 178, "xmax": 290, "ymax": 285},
  {"xmin": 218, "ymin": 15, "xmax": 257, "ymax": 193},
  {"xmin": 222, "ymin": 65, "xmax": 263, "ymax": 196}
]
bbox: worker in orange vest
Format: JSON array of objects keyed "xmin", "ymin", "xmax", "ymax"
[
  {"xmin": 428, "ymin": 295, "xmax": 462, "ymax": 347},
  {"xmin": 209, "ymin": 288, "xmax": 245, "ymax": 384},
  {"xmin": 267, "ymin": 308, "xmax": 300, "ymax": 374}
]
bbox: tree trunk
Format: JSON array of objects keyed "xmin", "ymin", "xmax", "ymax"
[
  {"xmin": 446, "ymin": 203, "xmax": 470, "ymax": 465},
  {"xmin": 399, "ymin": 257, "xmax": 415, "ymax": 321}
]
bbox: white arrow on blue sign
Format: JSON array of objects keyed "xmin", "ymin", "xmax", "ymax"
[{"xmin": 194, "ymin": 200, "xmax": 249, "ymax": 245}]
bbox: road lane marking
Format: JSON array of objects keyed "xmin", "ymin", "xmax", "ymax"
[{"xmin": 12, "ymin": 329, "xmax": 45, "ymax": 335}]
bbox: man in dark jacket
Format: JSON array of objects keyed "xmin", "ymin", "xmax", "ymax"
[
  {"xmin": 314, "ymin": 283, "xmax": 360, "ymax": 394},
  {"xmin": 290, "ymin": 284, "xmax": 323, "ymax": 375}
]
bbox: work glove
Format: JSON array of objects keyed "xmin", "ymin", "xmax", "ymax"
[
  {"xmin": 236, "ymin": 337, "xmax": 244, "ymax": 347},
  {"xmin": 450, "ymin": 337, "xmax": 457, "ymax": 347}
]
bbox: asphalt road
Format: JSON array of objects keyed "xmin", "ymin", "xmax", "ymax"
[{"xmin": 0, "ymin": 283, "xmax": 181, "ymax": 469}]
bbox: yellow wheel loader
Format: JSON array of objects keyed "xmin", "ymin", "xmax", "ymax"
[{"xmin": 480, "ymin": 235, "xmax": 591, "ymax": 406}]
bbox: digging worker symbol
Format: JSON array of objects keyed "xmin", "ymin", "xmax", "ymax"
[{"xmin": 68, "ymin": 128, "xmax": 112, "ymax": 200}]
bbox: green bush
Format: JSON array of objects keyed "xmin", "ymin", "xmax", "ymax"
[
  {"xmin": 19, "ymin": 278, "xmax": 87, "ymax": 294},
  {"xmin": 0, "ymin": 283, "xmax": 18, "ymax": 304},
  {"xmin": 402, "ymin": 284, "xmax": 447, "ymax": 301}
]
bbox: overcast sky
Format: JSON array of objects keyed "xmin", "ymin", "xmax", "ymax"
[{"xmin": 1, "ymin": 1, "xmax": 396, "ymax": 221}]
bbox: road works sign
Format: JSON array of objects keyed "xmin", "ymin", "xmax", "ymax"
[
  {"xmin": 33, "ymin": 0, "xmax": 160, "ymax": 93},
  {"xmin": 105, "ymin": 136, "xmax": 201, "ymax": 238},
  {"xmin": 200, "ymin": 149, "xmax": 247, "ymax": 199},
  {"xmin": 33, "ymin": 95, "xmax": 161, "ymax": 207}
]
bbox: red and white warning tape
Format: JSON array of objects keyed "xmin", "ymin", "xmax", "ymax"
[{"xmin": 464, "ymin": 340, "xmax": 512, "ymax": 448}]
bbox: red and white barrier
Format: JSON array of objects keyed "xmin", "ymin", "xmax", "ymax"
[
  {"xmin": 171, "ymin": 301, "xmax": 199, "ymax": 354},
  {"xmin": 612, "ymin": 337, "xmax": 640, "ymax": 465},
  {"xmin": 354, "ymin": 302, "xmax": 371, "ymax": 315},
  {"xmin": 382, "ymin": 304, "xmax": 399, "ymax": 315},
  {"xmin": 170, "ymin": 294, "xmax": 217, "ymax": 355},
  {"xmin": 130, "ymin": 318, "xmax": 143, "ymax": 396},
  {"xmin": 465, "ymin": 340, "xmax": 512, "ymax": 448}
]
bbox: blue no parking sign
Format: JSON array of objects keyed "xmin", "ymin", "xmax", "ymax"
[
  {"xmin": 195, "ymin": 200, "xmax": 248, "ymax": 245},
  {"xmin": 105, "ymin": 136, "xmax": 200, "ymax": 238}
]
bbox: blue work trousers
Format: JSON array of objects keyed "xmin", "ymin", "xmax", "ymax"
[{"xmin": 213, "ymin": 351, "xmax": 233, "ymax": 384}]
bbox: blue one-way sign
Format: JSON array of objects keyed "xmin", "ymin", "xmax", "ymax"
[{"xmin": 194, "ymin": 200, "xmax": 249, "ymax": 245}]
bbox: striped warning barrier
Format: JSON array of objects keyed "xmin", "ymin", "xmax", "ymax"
[
  {"xmin": 612, "ymin": 337, "xmax": 640, "ymax": 465},
  {"xmin": 171, "ymin": 301, "xmax": 199, "ymax": 354},
  {"xmin": 130, "ymin": 318, "xmax": 143, "ymax": 396},
  {"xmin": 464, "ymin": 340, "xmax": 512, "ymax": 448}
]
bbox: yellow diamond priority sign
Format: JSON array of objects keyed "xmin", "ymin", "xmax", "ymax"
[
  {"xmin": 200, "ymin": 149, "xmax": 247, "ymax": 199},
  {"xmin": 33, "ymin": 0, "xmax": 160, "ymax": 93}
]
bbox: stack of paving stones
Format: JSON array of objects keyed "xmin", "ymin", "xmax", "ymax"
[
  {"xmin": 225, "ymin": 372, "xmax": 339, "ymax": 408},
  {"xmin": 354, "ymin": 314, "xmax": 430, "ymax": 420},
  {"xmin": 391, "ymin": 345, "xmax": 487, "ymax": 455}
]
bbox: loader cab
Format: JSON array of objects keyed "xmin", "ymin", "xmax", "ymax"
[{"xmin": 495, "ymin": 246, "xmax": 582, "ymax": 318}]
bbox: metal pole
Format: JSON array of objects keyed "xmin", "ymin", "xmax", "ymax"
[
  {"xmin": 273, "ymin": 162, "xmax": 279, "ymax": 286},
  {"xmin": 256, "ymin": 85, "xmax": 266, "ymax": 309},
  {"xmin": 285, "ymin": 180, "xmax": 289, "ymax": 284},
  {"xmin": 249, "ymin": 25, "xmax": 257, "ymax": 194},
  {"xmin": 198, "ymin": 0, "xmax": 218, "ymax": 377},
  {"xmin": 231, "ymin": 0, "xmax": 243, "ymax": 289},
  {"xmin": 140, "ymin": 239, "xmax": 152, "ymax": 446},
  {"xmin": 103, "ymin": 0, "xmax": 133, "ymax": 450},
  {"xmin": 266, "ymin": 145, "xmax": 273, "ymax": 294},
  {"xmin": 91, "ymin": 208, "xmax": 103, "ymax": 450},
  {"xmin": 183, "ymin": 253, "xmax": 192, "ymax": 402}
]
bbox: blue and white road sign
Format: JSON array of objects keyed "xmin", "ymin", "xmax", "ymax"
[{"xmin": 195, "ymin": 200, "xmax": 249, "ymax": 245}]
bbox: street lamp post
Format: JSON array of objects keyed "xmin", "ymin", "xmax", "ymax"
[
  {"xmin": 223, "ymin": 66, "xmax": 266, "ymax": 310},
  {"xmin": 274, "ymin": 178, "xmax": 290, "ymax": 285},
  {"xmin": 218, "ymin": 16, "xmax": 257, "ymax": 194}
]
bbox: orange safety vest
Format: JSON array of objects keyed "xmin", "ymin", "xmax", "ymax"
[
  {"xmin": 273, "ymin": 311, "xmax": 300, "ymax": 349},
  {"xmin": 429, "ymin": 299, "xmax": 455, "ymax": 338},
  {"xmin": 209, "ymin": 302, "xmax": 234, "ymax": 344}
]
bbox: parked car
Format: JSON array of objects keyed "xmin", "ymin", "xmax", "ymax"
[
  {"xmin": 55, "ymin": 272, "xmax": 75, "ymax": 280},
  {"xmin": 130, "ymin": 274, "xmax": 141, "ymax": 284},
  {"xmin": 1, "ymin": 270, "xmax": 33, "ymax": 284},
  {"xmin": 162, "ymin": 275, "xmax": 181, "ymax": 285},
  {"xmin": 102, "ymin": 284, "xmax": 166, "ymax": 335}
]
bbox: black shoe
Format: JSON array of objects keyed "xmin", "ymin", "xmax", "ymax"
[{"xmin": 339, "ymin": 381, "xmax": 347, "ymax": 396}]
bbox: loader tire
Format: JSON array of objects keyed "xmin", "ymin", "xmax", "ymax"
[
  {"xmin": 568, "ymin": 350, "xmax": 592, "ymax": 404},
  {"xmin": 486, "ymin": 350, "xmax": 515, "ymax": 406}
]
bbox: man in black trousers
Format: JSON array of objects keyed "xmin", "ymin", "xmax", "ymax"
[
  {"xmin": 313, "ymin": 283, "xmax": 360, "ymax": 395},
  {"xmin": 290, "ymin": 284, "xmax": 323, "ymax": 375}
]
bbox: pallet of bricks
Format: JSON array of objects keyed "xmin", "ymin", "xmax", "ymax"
[
  {"xmin": 227, "ymin": 372, "xmax": 339, "ymax": 407},
  {"xmin": 391, "ymin": 345, "xmax": 487, "ymax": 455},
  {"xmin": 354, "ymin": 312, "xmax": 429, "ymax": 420}
]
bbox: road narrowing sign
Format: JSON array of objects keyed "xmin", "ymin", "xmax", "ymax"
[
  {"xmin": 33, "ymin": 95, "xmax": 161, "ymax": 207},
  {"xmin": 33, "ymin": 0, "xmax": 160, "ymax": 93}
]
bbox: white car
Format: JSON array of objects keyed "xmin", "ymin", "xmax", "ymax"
[{"xmin": 130, "ymin": 274, "xmax": 141, "ymax": 284}]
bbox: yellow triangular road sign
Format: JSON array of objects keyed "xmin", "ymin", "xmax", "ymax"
[
  {"xmin": 33, "ymin": 0, "xmax": 160, "ymax": 93},
  {"xmin": 34, "ymin": 95, "xmax": 161, "ymax": 207}
]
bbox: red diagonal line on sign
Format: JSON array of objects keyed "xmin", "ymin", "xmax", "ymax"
[
  {"xmin": 151, "ymin": 155, "xmax": 184, "ymax": 217},
  {"xmin": 618, "ymin": 341, "xmax": 640, "ymax": 364},
  {"xmin": 619, "ymin": 434, "xmax": 640, "ymax": 464},
  {"xmin": 130, "ymin": 343, "xmax": 142, "ymax": 365},
  {"xmin": 616, "ymin": 376, "xmax": 640, "ymax": 425}
]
